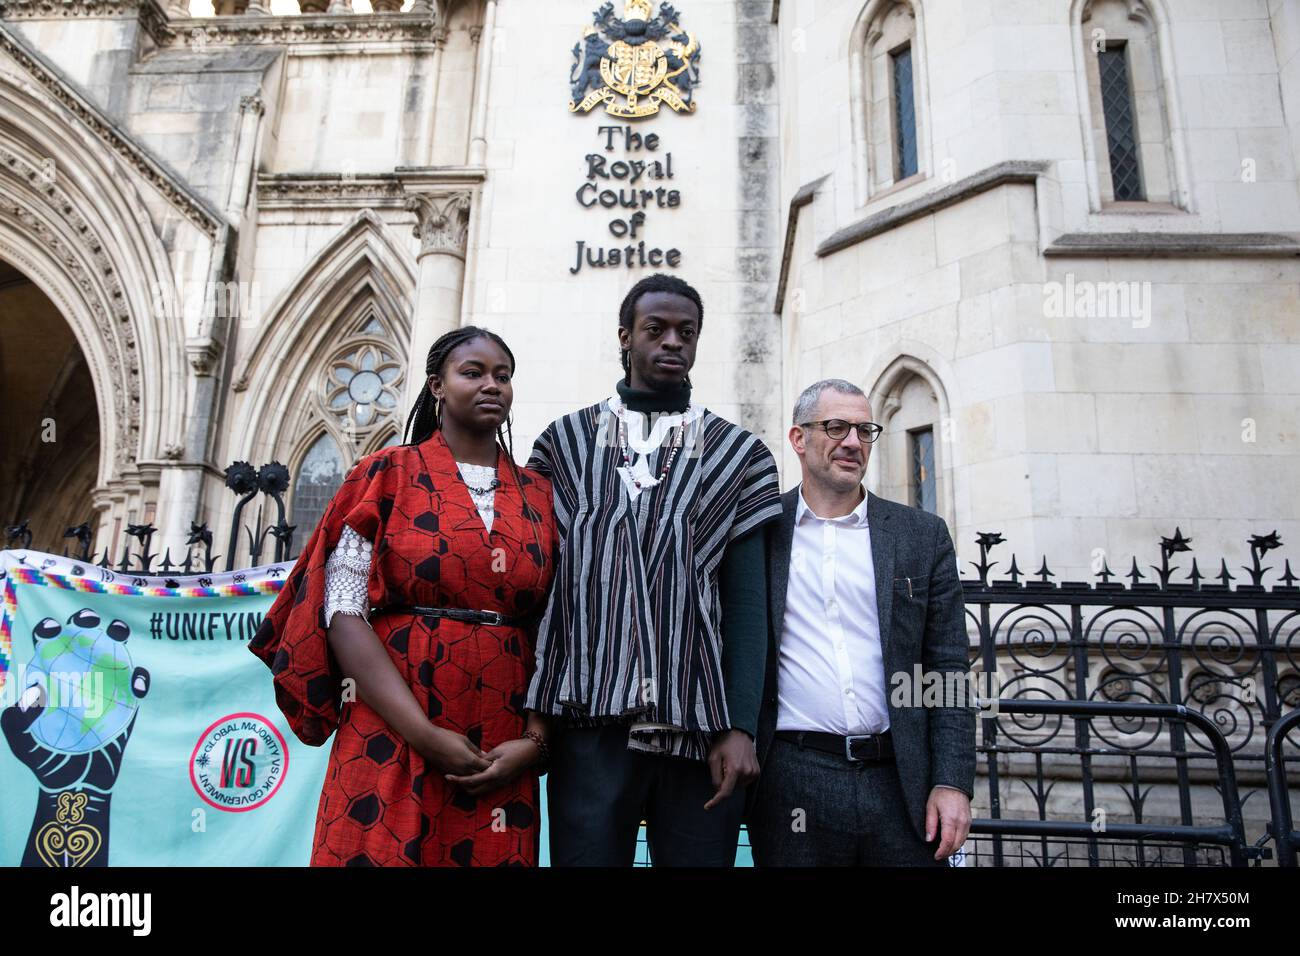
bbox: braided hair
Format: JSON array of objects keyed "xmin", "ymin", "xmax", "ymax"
[
  {"xmin": 617, "ymin": 272, "xmax": 704, "ymax": 387},
  {"xmin": 402, "ymin": 326, "xmax": 543, "ymax": 561}
]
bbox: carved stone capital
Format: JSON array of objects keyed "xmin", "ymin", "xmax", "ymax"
[
  {"xmin": 405, "ymin": 191, "xmax": 471, "ymax": 259},
  {"xmin": 186, "ymin": 336, "xmax": 222, "ymax": 376},
  {"xmin": 239, "ymin": 94, "xmax": 265, "ymax": 116}
]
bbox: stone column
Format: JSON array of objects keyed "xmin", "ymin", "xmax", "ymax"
[
  {"xmin": 402, "ymin": 191, "xmax": 471, "ymax": 410},
  {"xmin": 155, "ymin": 342, "xmax": 220, "ymax": 562},
  {"xmin": 466, "ymin": 0, "xmax": 497, "ymax": 166},
  {"xmin": 225, "ymin": 95, "xmax": 264, "ymax": 228},
  {"xmin": 414, "ymin": 27, "xmax": 447, "ymax": 166}
]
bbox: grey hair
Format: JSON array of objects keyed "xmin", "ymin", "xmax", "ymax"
[{"xmin": 792, "ymin": 378, "xmax": 867, "ymax": 425}]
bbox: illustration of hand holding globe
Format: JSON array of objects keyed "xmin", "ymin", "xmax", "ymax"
[{"xmin": 1, "ymin": 608, "xmax": 150, "ymax": 867}]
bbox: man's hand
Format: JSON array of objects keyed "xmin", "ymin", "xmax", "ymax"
[
  {"xmin": 704, "ymin": 729, "xmax": 759, "ymax": 810},
  {"xmin": 925, "ymin": 786, "xmax": 971, "ymax": 861}
]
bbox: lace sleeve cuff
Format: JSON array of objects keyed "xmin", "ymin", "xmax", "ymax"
[{"xmin": 324, "ymin": 523, "xmax": 373, "ymax": 628}]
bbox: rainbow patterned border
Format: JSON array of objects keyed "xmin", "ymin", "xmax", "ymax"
[{"xmin": 0, "ymin": 563, "xmax": 287, "ymax": 689}]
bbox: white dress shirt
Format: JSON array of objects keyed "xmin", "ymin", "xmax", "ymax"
[{"xmin": 776, "ymin": 484, "xmax": 890, "ymax": 735}]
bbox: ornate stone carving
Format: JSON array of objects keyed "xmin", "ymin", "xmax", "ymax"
[
  {"xmin": 156, "ymin": 13, "xmax": 440, "ymax": 49},
  {"xmin": 0, "ymin": 0, "xmax": 142, "ymax": 17},
  {"xmin": 258, "ymin": 174, "xmax": 408, "ymax": 209},
  {"xmin": 186, "ymin": 336, "xmax": 221, "ymax": 376},
  {"xmin": 405, "ymin": 192, "xmax": 471, "ymax": 259},
  {"xmin": 0, "ymin": 26, "xmax": 223, "ymax": 238},
  {"xmin": 0, "ymin": 151, "xmax": 140, "ymax": 471}
]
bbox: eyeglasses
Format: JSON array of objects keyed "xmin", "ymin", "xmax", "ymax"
[{"xmin": 798, "ymin": 419, "xmax": 884, "ymax": 443}]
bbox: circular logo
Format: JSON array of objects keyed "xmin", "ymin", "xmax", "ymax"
[{"xmin": 189, "ymin": 712, "xmax": 288, "ymax": 813}]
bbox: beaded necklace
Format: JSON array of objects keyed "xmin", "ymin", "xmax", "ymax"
[{"xmin": 617, "ymin": 417, "xmax": 685, "ymax": 491}]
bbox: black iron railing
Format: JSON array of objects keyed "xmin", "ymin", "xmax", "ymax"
[
  {"xmin": 1266, "ymin": 708, "xmax": 1300, "ymax": 867},
  {"xmin": 962, "ymin": 529, "xmax": 1299, "ymax": 866},
  {"xmin": 4, "ymin": 459, "xmax": 298, "ymax": 575}
]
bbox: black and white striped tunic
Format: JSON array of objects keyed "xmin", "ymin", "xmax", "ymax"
[{"xmin": 525, "ymin": 396, "xmax": 782, "ymax": 760}]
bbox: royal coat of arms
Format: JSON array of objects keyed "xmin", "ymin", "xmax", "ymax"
[{"xmin": 569, "ymin": 1, "xmax": 702, "ymax": 119}]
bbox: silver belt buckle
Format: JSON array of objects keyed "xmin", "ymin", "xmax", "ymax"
[
  {"xmin": 845, "ymin": 734, "xmax": 871, "ymax": 763},
  {"xmin": 482, "ymin": 610, "xmax": 505, "ymax": 626}
]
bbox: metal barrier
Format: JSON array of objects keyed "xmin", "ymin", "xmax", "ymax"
[
  {"xmin": 969, "ymin": 699, "xmax": 1251, "ymax": 866},
  {"xmin": 1265, "ymin": 708, "xmax": 1300, "ymax": 867}
]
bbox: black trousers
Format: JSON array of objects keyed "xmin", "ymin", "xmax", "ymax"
[
  {"xmin": 546, "ymin": 722, "xmax": 746, "ymax": 867},
  {"xmin": 748, "ymin": 736, "xmax": 947, "ymax": 867}
]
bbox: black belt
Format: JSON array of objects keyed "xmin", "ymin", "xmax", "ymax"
[
  {"xmin": 372, "ymin": 604, "xmax": 527, "ymax": 627},
  {"xmin": 776, "ymin": 729, "xmax": 894, "ymax": 763}
]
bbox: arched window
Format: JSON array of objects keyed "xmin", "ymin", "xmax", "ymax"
[
  {"xmin": 291, "ymin": 432, "xmax": 346, "ymax": 544},
  {"xmin": 851, "ymin": 0, "xmax": 931, "ymax": 205},
  {"xmin": 1075, "ymin": 0, "xmax": 1184, "ymax": 208},
  {"xmin": 287, "ymin": 306, "xmax": 407, "ymax": 538},
  {"xmin": 867, "ymin": 357, "xmax": 954, "ymax": 528}
]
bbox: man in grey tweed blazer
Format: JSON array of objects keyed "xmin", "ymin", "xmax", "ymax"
[{"xmin": 747, "ymin": 379, "xmax": 976, "ymax": 866}]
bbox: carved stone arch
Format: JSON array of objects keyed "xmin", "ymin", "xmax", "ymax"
[
  {"xmin": 865, "ymin": 353, "xmax": 955, "ymax": 529},
  {"xmin": 0, "ymin": 75, "xmax": 188, "ymax": 483},
  {"xmin": 232, "ymin": 210, "xmax": 417, "ymax": 470},
  {"xmin": 848, "ymin": 0, "xmax": 931, "ymax": 207}
]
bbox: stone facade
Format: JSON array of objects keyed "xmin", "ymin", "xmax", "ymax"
[
  {"xmin": 0, "ymin": 0, "xmax": 1295, "ymax": 585},
  {"xmin": 777, "ymin": 0, "xmax": 1300, "ymax": 581}
]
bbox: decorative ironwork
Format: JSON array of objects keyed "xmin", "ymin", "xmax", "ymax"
[
  {"xmin": 963, "ymin": 528, "xmax": 1299, "ymax": 865},
  {"xmin": 969, "ymin": 700, "xmax": 1250, "ymax": 867},
  {"xmin": 1266, "ymin": 709, "xmax": 1300, "ymax": 867},
  {"xmin": 3, "ymin": 459, "xmax": 300, "ymax": 575}
]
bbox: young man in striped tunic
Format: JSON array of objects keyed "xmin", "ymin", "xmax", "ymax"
[{"xmin": 524, "ymin": 274, "xmax": 783, "ymax": 866}]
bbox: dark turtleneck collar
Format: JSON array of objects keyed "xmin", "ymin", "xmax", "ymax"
[{"xmin": 615, "ymin": 377, "xmax": 691, "ymax": 414}]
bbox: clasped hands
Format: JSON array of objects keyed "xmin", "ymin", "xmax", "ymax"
[{"xmin": 419, "ymin": 726, "xmax": 542, "ymax": 797}]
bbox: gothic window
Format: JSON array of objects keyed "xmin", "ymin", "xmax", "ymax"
[
  {"xmin": 909, "ymin": 425, "xmax": 935, "ymax": 513},
  {"xmin": 288, "ymin": 308, "xmax": 406, "ymax": 536},
  {"xmin": 853, "ymin": 0, "xmax": 929, "ymax": 203},
  {"xmin": 868, "ymin": 358, "xmax": 953, "ymax": 529},
  {"xmin": 892, "ymin": 44, "xmax": 918, "ymax": 181},
  {"xmin": 1098, "ymin": 45, "xmax": 1144, "ymax": 201},
  {"xmin": 325, "ymin": 342, "xmax": 404, "ymax": 431},
  {"xmin": 1079, "ymin": 0, "xmax": 1180, "ymax": 207},
  {"xmin": 291, "ymin": 432, "xmax": 346, "ymax": 545}
]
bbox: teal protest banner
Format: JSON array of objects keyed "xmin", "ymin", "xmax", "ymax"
[
  {"xmin": 0, "ymin": 549, "xmax": 759, "ymax": 867},
  {"xmin": 0, "ymin": 549, "xmax": 328, "ymax": 867}
]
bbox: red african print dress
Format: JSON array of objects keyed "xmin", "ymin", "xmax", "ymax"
[{"xmin": 250, "ymin": 429, "xmax": 556, "ymax": 866}]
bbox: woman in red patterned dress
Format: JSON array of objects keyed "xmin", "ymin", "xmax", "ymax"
[{"xmin": 251, "ymin": 327, "xmax": 556, "ymax": 866}]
